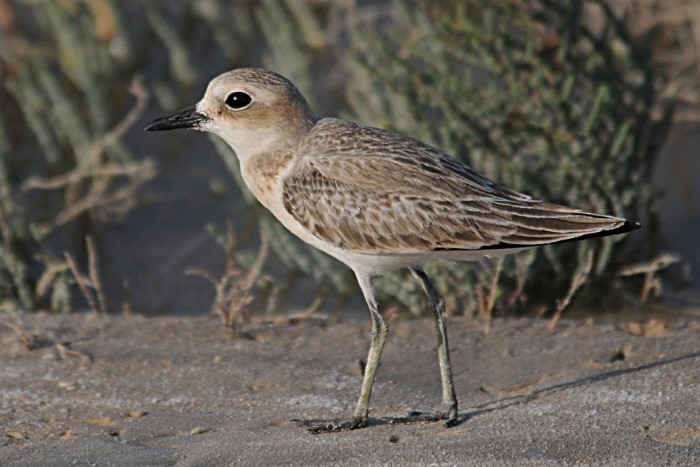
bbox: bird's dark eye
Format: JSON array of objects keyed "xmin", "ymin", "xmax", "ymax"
[{"xmin": 225, "ymin": 92, "xmax": 252, "ymax": 110}]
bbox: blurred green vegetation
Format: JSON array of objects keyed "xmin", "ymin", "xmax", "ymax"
[
  {"xmin": 0, "ymin": 0, "xmax": 679, "ymax": 318},
  {"xmin": 0, "ymin": 0, "xmax": 262, "ymax": 311},
  {"xmin": 345, "ymin": 0, "xmax": 674, "ymax": 315},
  {"xmin": 256, "ymin": 0, "xmax": 676, "ymax": 316}
]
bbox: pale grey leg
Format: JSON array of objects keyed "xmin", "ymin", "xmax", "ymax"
[
  {"xmin": 300, "ymin": 271, "xmax": 388, "ymax": 433},
  {"xmin": 410, "ymin": 266, "xmax": 458, "ymax": 422},
  {"xmin": 352, "ymin": 271, "xmax": 389, "ymax": 426},
  {"xmin": 302, "ymin": 267, "xmax": 457, "ymax": 434}
]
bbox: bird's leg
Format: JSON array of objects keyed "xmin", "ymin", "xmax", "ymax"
[
  {"xmin": 300, "ymin": 272, "xmax": 387, "ymax": 434},
  {"xmin": 352, "ymin": 272, "xmax": 388, "ymax": 425},
  {"xmin": 410, "ymin": 266, "xmax": 458, "ymax": 425}
]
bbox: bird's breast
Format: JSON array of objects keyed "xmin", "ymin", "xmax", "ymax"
[{"xmin": 240, "ymin": 151, "xmax": 293, "ymax": 210}]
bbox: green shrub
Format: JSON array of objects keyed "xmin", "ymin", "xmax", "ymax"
[{"xmin": 344, "ymin": 0, "xmax": 673, "ymax": 315}]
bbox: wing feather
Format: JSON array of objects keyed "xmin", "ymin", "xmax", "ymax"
[{"xmin": 282, "ymin": 119, "xmax": 635, "ymax": 254}]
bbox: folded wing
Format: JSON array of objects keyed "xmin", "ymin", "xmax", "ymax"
[{"xmin": 282, "ymin": 120, "xmax": 638, "ymax": 254}]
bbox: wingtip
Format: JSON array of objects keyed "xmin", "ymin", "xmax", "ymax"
[{"xmin": 622, "ymin": 219, "xmax": 641, "ymax": 233}]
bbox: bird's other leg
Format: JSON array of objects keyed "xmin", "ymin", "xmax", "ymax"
[
  {"xmin": 352, "ymin": 271, "xmax": 388, "ymax": 425},
  {"xmin": 410, "ymin": 266, "xmax": 458, "ymax": 425}
]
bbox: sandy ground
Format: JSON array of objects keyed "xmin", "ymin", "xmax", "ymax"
[{"xmin": 0, "ymin": 311, "xmax": 698, "ymax": 466}]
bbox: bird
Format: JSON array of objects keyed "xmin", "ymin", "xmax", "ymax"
[{"xmin": 145, "ymin": 68, "xmax": 639, "ymax": 433}]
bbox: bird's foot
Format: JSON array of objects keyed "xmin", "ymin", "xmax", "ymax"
[
  {"xmin": 384, "ymin": 410, "xmax": 461, "ymax": 428},
  {"xmin": 293, "ymin": 417, "xmax": 368, "ymax": 434},
  {"xmin": 294, "ymin": 408, "xmax": 461, "ymax": 433}
]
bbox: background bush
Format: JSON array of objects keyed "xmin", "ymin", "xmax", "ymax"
[{"xmin": 0, "ymin": 0, "xmax": 689, "ymax": 318}]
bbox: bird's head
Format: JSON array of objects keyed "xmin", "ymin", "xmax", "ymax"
[{"xmin": 146, "ymin": 68, "xmax": 318, "ymax": 160}]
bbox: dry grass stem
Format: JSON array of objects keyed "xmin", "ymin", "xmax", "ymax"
[
  {"xmin": 121, "ymin": 279, "xmax": 134, "ymax": 315},
  {"xmin": 258, "ymin": 297, "xmax": 327, "ymax": 327},
  {"xmin": 89, "ymin": 76, "xmax": 149, "ymax": 166},
  {"xmin": 22, "ymin": 163, "xmax": 153, "ymax": 191},
  {"xmin": 618, "ymin": 319, "xmax": 670, "ymax": 337},
  {"xmin": 0, "ymin": 204, "xmax": 12, "ymax": 249},
  {"xmin": 618, "ymin": 253, "xmax": 681, "ymax": 303},
  {"xmin": 549, "ymin": 249, "xmax": 595, "ymax": 330},
  {"xmin": 86, "ymin": 236, "xmax": 107, "ymax": 315},
  {"xmin": 0, "ymin": 308, "xmax": 93, "ymax": 362},
  {"xmin": 437, "ymin": 263, "xmax": 462, "ymax": 318},
  {"xmin": 263, "ymin": 283, "xmax": 281, "ymax": 316},
  {"xmin": 476, "ymin": 257, "xmax": 503, "ymax": 334},
  {"xmin": 0, "ymin": 316, "xmax": 36, "ymax": 351},
  {"xmin": 188, "ymin": 221, "xmax": 270, "ymax": 337},
  {"xmin": 507, "ymin": 252, "xmax": 536, "ymax": 309},
  {"xmin": 298, "ymin": 296, "xmax": 324, "ymax": 321},
  {"xmin": 64, "ymin": 237, "xmax": 107, "ymax": 315},
  {"xmin": 55, "ymin": 342, "xmax": 93, "ymax": 364},
  {"xmin": 21, "ymin": 76, "xmax": 155, "ymax": 235},
  {"xmin": 64, "ymin": 252, "xmax": 98, "ymax": 315},
  {"xmin": 35, "ymin": 262, "xmax": 70, "ymax": 300}
]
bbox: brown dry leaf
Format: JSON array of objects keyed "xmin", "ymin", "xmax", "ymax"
[
  {"xmin": 83, "ymin": 416, "xmax": 115, "ymax": 427},
  {"xmin": 619, "ymin": 322, "xmax": 643, "ymax": 336},
  {"xmin": 642, "ymin": 319, "xmax": 669, "ymax": 337},
  {"xmin": 5, "ymin": 429, "xmax": 26, "ymax": 440},
  {"xmin": 618, "ymin": 319, "xmax": 669, "ymax": 337},
  {"xmin": 58, "ymin": 431, "xmax": 77, "ymax": 440}
]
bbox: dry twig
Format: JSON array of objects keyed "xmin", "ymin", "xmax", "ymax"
[
  {"xmin": 35, "ymin": 261, "xmax": 70, "ymax": 301},
  {"xmin": 618, "ymin": 253, "xmax": 681, "ymax": 303},
  {"xmin": 86, "ymin": 236, "xmax": 107, "ymax": 315},
  {"xmin": 0, "ymin": 317, "xmax": 36, "ymax": 351},
  {"xmin": 549, "ymin": 249, "xmax": 594, "ymax": 330},
  {"xmin": 188, "ymin": 221, "xmax": 270, "ymax": 337},
  {"xmin": 64, "ymin": 237, "xmax": 107, "ymax": 315},
  {"xmin": 476, "ymin": 257, "xmax": 503, "ymax": 334},
  {"xmin": 22, "ymin": 76, "xmax": 155, "ymax": 235},
  {"xmin": 55, "ymin": 342, "xmax": 93, "ymax": 364},
  {"xmin": 258, "ymin": 296, "xmax": 326, "ymax": 326}
]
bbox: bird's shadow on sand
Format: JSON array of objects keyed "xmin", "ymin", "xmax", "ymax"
[
  {"xmin": 453, "ymin": 350, "xmax": 700, "ymax": 425},
  {"xmin": 296, "ymin": 350, "xmax": 700, "ymax": 433}
]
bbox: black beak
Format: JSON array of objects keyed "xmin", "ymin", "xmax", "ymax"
[{"xmin": 145, "ymin": 106, "xmax": 209, "ymax": 131}]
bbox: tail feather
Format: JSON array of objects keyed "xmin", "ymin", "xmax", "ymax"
[{"xmin": 479, "ymin": 200, "xmax": 640, "ymax": 250}]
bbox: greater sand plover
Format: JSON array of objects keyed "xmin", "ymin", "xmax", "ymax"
[{"xmin": 146, "ymin": 68, "xmax": 639, "ymax": 433}]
